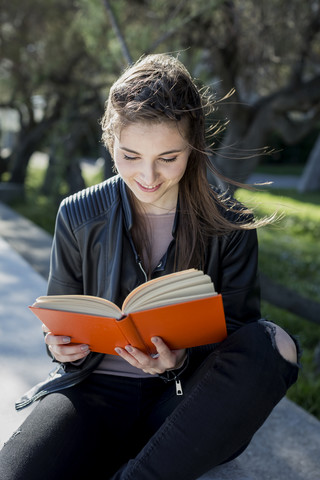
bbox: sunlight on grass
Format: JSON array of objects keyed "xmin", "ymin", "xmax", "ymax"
[{"xmin": 236, "ymin": 188, "xmax": 320, "ymax": 301}]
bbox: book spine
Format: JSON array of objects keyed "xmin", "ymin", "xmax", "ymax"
[{"xmin": 118, "ymin": 314, "xmax": 155, "ymax": 355}]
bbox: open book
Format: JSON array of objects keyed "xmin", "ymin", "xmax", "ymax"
[{"xmin": 29, "ymin": 269, "xmax": 227, "ymax": 355}]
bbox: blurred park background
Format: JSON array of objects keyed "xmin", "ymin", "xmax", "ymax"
[{"xmin": 0, "ymin": 0, "xmax": 320, "ymax": 418}]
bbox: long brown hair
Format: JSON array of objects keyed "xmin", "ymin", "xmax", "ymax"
[{"xmin": 101, "ymin": 54, "xmax": 268, "ymax": 273}]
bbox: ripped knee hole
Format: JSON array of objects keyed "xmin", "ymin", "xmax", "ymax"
[{"xmin": 259, "ymin": 320, "xmax": 298, "ymax": 365}]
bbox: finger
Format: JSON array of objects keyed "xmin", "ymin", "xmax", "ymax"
[
  {"xmin": 114, "ymin": 346, "xmax": 162, "ymax": 374},
  {"xmin": 49, "ymin": 348, "xmax": 89, "ymax": 363},
  {"xmin": 116, "ymin": 345, "xmax": 171, "ymax": 375},
  {"xmin": 151, "ymin": 337, "xmax": 176, "ymax": 369},
  {"xmin": 114, "ymin": 346, "xmax": 146, "ymax": 369},
  {"xmin": 151, "ymin": 337, "xmax": 171, "ymax": 356},
  {"xmin": 124, "ymin": 345, "xmax": 155, "ymax": 365},
  {"xmin": 45, "ymin": 333, "xmax": 72, "ymax": 346},
  {"xmin": 49, "ymin": 343, "xmax": 90, "ymax": 363}
]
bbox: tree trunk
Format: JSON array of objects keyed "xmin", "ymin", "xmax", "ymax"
[
  {"xmin": 66, "ymin": 159, "xmax": 86, "ymax": 194},
  {"xmin": 8, "ymin": 111, "xmax": 63, "ymax": 185},
  {"xmin": 0, "ymin": 155, "xmax": 9, "ymax": 180},
  {"xmin": 8, "ymin": 128, "xmax": 40, "ymax": 184},
  {"xmin": 298, "ymin": 134, "xmax": 320, "ymax": 192}
]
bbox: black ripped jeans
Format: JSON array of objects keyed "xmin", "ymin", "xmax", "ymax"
[{"xmin": 0, "ymin": 322, "xmax": 299, "ymax": 480}]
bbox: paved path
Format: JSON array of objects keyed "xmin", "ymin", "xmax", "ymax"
[
  {"xmin": 0, "ymin": 236, "xmax": 51, "ymax": 446},
  {"xmin": 1, "ymin": 201, "xmax": 320, "ymax": 479}
]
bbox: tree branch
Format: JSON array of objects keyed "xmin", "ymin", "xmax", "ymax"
[
  {"xmin": 290, "ymin": 9, "xmax": 320, "ymax": 85},
  {"xmin": 146, "ymin": 2, "xmax": 221, "ymax": 54},
  {"xmin": 102, "ymin": 0, "xmax": 132, "ymax": 65}
]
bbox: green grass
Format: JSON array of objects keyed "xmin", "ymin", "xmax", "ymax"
[
  {"xmin": 9, "ymin": 166, "xmax": 320, "ymax": 419},
  {"xmin": 237, "ymin": 187, "xmax": 320, "ymax": 419},
  {"xmin": 236, "ymin": 188, "xmax": 320, "ymax": 301}
]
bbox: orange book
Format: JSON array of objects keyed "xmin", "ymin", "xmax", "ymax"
[{"xmin": 29, "ymin": 269, "xmax": 227, "ymax": 355}]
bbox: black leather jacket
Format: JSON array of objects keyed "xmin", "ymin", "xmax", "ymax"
[{"xmin": 16, "ymin": 175, "xmax": 260, "ymax": 410}]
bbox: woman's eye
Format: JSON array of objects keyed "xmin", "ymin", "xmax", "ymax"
[
  {"xmin": 124, "ymin": 154, "xmax": 138, "ymax": 161},
  {"xmin": 160, "ymin": 157, "xmax": 177, "ymax": 163}
]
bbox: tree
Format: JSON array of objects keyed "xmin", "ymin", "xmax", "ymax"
[
  {"xmin": 0, "ymin": 0, "xmax": 108, "ymax": 192},
  {"xmin": 2, "ymin": 0, "xmax": 320, "ymax": 193},
  {"xmin": 101, "ymin": 0, "xmax": 320, "ymax": 190},
  {"xmin": 298, "ymin": 134, "xmax": 320, "ymax": 192},
  {"xmin": 169, "ymin": 0, "xmax": 320, "ymax": 189}
]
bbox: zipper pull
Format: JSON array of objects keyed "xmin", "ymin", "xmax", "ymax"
[
  {"xmin": 175, "ymin": 379, "xmax": 183, "ymax": 396},
  {"xmin": 137, "ymin": 256, "xmax": 148, "ymax": 283}
]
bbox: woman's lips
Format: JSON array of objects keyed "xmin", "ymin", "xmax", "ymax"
[{"xmin": 135, "ymin": 180, "xmax": 162, "ymax": 193}]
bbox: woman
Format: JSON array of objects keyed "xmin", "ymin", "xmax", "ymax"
[{"xmin": 0, "ymin": 54, "xmax": 299, "ymax": 480}]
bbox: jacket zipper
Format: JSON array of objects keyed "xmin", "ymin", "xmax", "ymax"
[
  {"xmin": 175, "ymin": 379, "xmax": 183, "ymax": 395},
  {"xmin": 137, "ymin": 257, "xmax": 148, "ymax": 283},
  {"xmin": 136, "ymin": 257, "xmax": 183, "ymax": 396}
]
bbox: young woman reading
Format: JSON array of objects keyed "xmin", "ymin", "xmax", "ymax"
[{"xmin": 0, "ymin": 53, "xmax": 299, "ymax": 480}]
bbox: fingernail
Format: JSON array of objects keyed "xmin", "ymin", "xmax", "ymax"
[
  {"xmin": 63, "ymin": 337, "xmax": 71, "ymax": 343},
  {"xmin": 125, "ymin": 345, "xmax": 133, "ymax": 353},
  {"xmin": 80, "ymin": 344, "xmax": 89, "ymax": 352},
  {"xmin": 114, "ymin": 347, "xmax": 122, "ymax": 354},
  {"xmin": 151, "ymin": 337, "xmax": 158, "ymax": 343}
]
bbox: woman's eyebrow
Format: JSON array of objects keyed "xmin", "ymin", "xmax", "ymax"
[{"xmin": 120, "ymin": 146, "xmax": 184, "ymax": 155}]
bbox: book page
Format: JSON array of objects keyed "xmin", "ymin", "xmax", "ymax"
[
  {"xmin": 122, "ymin": 269, "xmax": 215, "ymax": 314},
  {"xmin": 128, "ymin": 291, "xmax": 215, "ymax": 313},
  {"xmin": 33, "ymin": 295, "xmax": 123, "ymax": 319},
  {"xmin": 126, "ymin": 282, "xmax": 215, "ymax": 312},
  {"xmin": 31, "ymin": 270, "xmax": 215, "ymax": 320}
]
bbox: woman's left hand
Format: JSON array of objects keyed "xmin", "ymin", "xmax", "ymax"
[{"xmin": 115, "ymin": 337, "xmax": 186, "ymax": 375}]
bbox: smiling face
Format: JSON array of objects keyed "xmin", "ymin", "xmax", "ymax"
[{"xmin": 113, "ymin": 121, "xmax": 190, "ymax": 214}]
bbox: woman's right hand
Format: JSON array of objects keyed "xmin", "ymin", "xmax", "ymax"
[{"xmin": 43, "ymin": 324, "xmax": 90, "ymax": 363}]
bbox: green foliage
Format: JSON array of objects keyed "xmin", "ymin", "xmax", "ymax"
[
  {"xmin": 2, "ymin": 0, "xmax": 320, "ymax": 188},
  {"xmin": 74, "ymin": 0, "xmax": 122, "ymax": 74}
]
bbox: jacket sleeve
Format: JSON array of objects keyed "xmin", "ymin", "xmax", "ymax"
[
  {"xmin": 47, "ymin": 201, "xmax": 83, "ymax": 296},
  {"xmin": 218, "ymin": 226, "xmax": 261, "ymax": 334}
]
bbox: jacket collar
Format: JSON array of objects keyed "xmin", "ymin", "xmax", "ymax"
[
  {"xmin": 119, "ymin": 177, "xmax": 134, "ymax": 231},
  {"xmin": 118, "ymin": 176, "xmax": 179, "ymax": 237}
]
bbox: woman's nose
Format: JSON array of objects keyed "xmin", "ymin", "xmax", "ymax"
[{"xmin": 141, "ymin": 161, "xmax": 157, "ymax": 185}]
